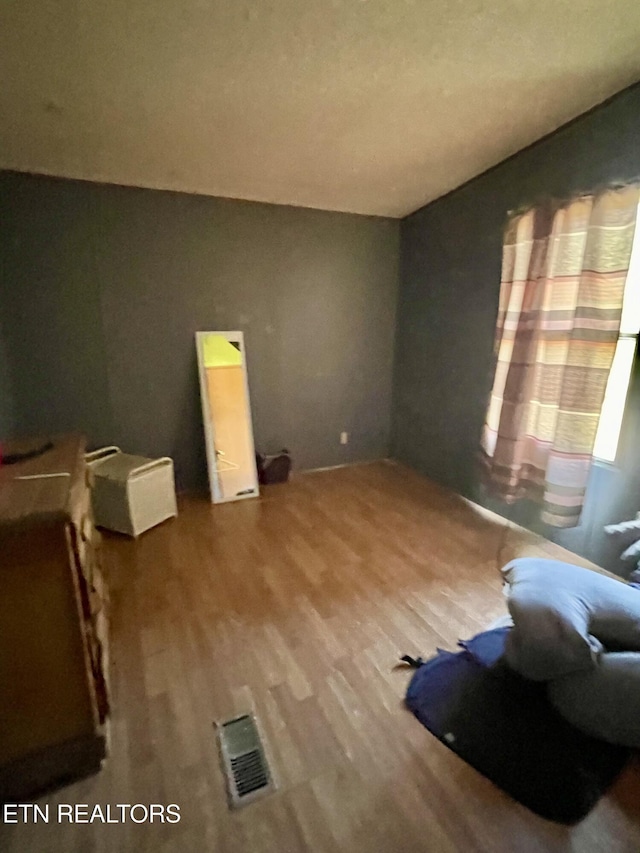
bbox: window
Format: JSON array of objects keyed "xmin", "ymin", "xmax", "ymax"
[{"xmin": 593, "ymin": 202, "xmax": 640, "ymax": 462}]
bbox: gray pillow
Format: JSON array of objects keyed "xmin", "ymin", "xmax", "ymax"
[
  {"xmin": 604, "ymin": 517, "xmax": 640, "ymax": 551},
  {"xmin": 501, "ymin": 558, "xmax": 640, "ymax": 681},
  {"xmin": 621, "ymin": 539, "xmax": 640, "ymax": 563},
  {"xmin": 548, "ymin": 653, "xmax": 640, "ymax": 748}
]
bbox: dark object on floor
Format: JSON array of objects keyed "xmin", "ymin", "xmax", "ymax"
[
  {"xmin": 1, "ymin": 440, "xmax": 53, "ymax": 466},
  {"xmin": 256, "ymin": 449, "xmax": 291, "ymax": 485},
  {"xmin": 405, "ymin": 628, "xmax": 630, "ymax": 824},
  {"xmin": 399, "ymin": 654, "xmax": 428, "ymax": 668}
]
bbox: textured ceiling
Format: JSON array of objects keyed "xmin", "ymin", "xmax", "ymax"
[{"xmin": 2, "ymin": 1, "xmax": 640, "ymax": 217}]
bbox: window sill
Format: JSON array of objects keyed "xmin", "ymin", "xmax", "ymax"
[{"xmin": 592, "ymin": 457, "xmax": 620, "ymax": 474}]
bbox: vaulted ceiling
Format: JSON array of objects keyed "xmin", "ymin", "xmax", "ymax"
[{"xmin": 2, "ymin": 1, "xmax": 640, "ymax": 217}]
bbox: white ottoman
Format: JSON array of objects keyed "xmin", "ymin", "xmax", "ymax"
[{"xmin": 86, "ymin": 446, "xmax": 177, "ymax": 537}]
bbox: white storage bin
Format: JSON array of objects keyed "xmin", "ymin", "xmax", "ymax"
[{"xmin": 86, "ymin": 446, "xmax": 177, "ymax": 537}]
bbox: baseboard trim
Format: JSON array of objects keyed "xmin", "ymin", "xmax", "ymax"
[{"xmin": 299, "ymin": 458, "xmax": 389, "ymax": 474}]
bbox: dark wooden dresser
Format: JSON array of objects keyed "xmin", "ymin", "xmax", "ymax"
[{"xmin": 0, "ymin": 434, "xmax": 110, "ymax": 801}]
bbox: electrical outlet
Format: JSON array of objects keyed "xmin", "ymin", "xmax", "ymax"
[{"xmin": 340, "ymin": 432, "xmax": 349, "ymax": 445}]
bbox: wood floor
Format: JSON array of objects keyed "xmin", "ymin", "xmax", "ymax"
[{"xmin": 3, "ymin": 461, "xmax": 640, "ymax": 852}]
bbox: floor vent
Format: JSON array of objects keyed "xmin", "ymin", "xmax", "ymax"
[{"xmin": 217, "ymin": 713, "xmax": 275, "ymax": 808}]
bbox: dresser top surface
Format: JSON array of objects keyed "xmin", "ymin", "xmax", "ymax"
[{"xmin": 0, "ymin": 434, "xmax": 86, "ymax": 531}]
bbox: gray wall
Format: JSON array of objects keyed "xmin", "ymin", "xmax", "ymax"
[
  {"xmin": 0, "ymin": 328, "xmax": 14, "ymax": 438},
  {"xmin": 1, "ymin": 175, "xmax": 116, "ymax": 449},
  {"xmin": 393, "ymin": 82, "xmax": 640, "ymax": 574},
  {"xmin": 0, "ymin": 187, "xmax": 15, "ymax": 437},
  {"xmin": 0, "ymin": 172, "xmax": 399, "ymax": 490}
]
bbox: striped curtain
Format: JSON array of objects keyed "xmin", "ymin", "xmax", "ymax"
[{"xmin": 481, "ymin": 185, "xmax": 639, "ymax": 527}]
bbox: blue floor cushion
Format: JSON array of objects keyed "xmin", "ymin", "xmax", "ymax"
[
  {"xmin": 548, "ymin": 652, "xmax": 640, "ymax": 748},
  {"xmin": 405, "ymin": 628, "xmax": 630, "ymax": 824}
]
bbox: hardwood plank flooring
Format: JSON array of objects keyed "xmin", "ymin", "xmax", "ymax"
[{"xmin": 2, "ymin": 460, "xmax": 640, "ymax": 852}]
